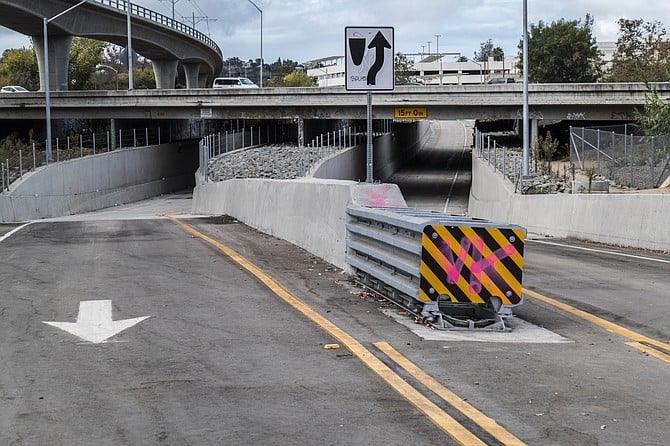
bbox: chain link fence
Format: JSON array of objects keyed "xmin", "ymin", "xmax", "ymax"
[{"xmin": 570, "ymin": 126, "xmax": 670, "ymax": 189}]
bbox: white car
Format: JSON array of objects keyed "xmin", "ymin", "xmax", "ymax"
[
  {"xmin": 212, "ymin": 77, "xmax": 259, "ymax": 89},
  {"xmin": 1, "ymin": 85, "xmax": 29, "ymax": 92}
]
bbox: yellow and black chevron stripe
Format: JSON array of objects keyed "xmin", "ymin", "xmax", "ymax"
[{"xmin": 419, "ymin": 224, "xmax": 525, "ymax": 305}]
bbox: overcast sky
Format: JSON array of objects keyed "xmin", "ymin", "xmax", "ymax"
[{"xmin": 2, "ymin": 0, "xmax": 670, "ymax": 65}]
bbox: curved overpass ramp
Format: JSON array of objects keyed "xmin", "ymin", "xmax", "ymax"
[{"xmin": 0, "ymin": 0, "xmax": 223, "ymax": 89}]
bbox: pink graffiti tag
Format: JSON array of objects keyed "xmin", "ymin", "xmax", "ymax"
[{"xmin": 442, "ymin": 236, "xmax": 517, "ymax": 294}]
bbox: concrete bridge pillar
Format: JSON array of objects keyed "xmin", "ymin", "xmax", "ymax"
[
  {"xmin": 198, "ymin": 73, "xmax": 210, "ymax": 88},
  {"xmin": 182, "ymin": 62, "xmax": 202, "ymax": 89},
  {"xmin": 33, "ymin": 34, "xmax": 73, "ymax": 92},
  {"xmin": 151, "ymin": 59, "xmax": 179, "ymax": 89}
]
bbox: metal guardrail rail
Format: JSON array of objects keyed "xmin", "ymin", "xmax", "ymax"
[
  {"xmin": 95, "ymin": 0, "xmax": 222, "ymax": 57},
  {"xmin": 346, "ymin": 206, "xmax": 526, "ymax": 330}
]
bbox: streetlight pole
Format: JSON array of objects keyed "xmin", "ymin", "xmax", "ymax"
[
  {"xmin": 43, "ymin": 0, "xmax": 90, "ymax": 163},
  {"xmin": 127, "ymin": 2, "xmax": 134, "ymax": 90},
  {"xmin": 246, "ymin": 0, "xmax": 263, "ymax": 88},
  {"xmin": 96, "ymin": 64, "xmax": 119, "ymax": 90},
  {"xmin": 435, "ymin": 34, "xmax": 442, "ymax": 85},
  {"xmin": 522, "ymin": 0, "xmax": 530, "ymax": 177}
]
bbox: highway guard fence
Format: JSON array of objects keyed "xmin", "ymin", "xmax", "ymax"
[
  {"xmin": 473, "ymin": 129, "xmax": 525, "ymax": 191},
  {"xmin": 0, "ymin": 127, "xmax": 169, "ymax": 194},
  {"xmin": 570, "ymin": 126, "xmax": 670, "ymax": 189},
  {"xmin": 346, "ymin": 206, "xmax": 526, "ymax": 330}
]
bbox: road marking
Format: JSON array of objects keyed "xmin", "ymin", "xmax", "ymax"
[
  {"xmin": 169, "ymin": 217, "xmax": 492, "ymax": 445},
  {"xmin": 523, "ymin": 288, "xmax": 670, "ymax": 357},
  {"xmin": 527, "ymin": 239, "xmax": 670, "ymax": 264},
  {"xmin": 375, "ymin": 341, "xmax": 526, "ymax": 446},
  {"xmin": 626, "ymin": 342, "xmax": 670, "ymax": 365},
  {"xmin": 0, "ymin": 222, "xmax": 31, "ymax": 243},
  {"xmin": 43, "ymin": 300, "xmax": 150, "ymax": 344}
]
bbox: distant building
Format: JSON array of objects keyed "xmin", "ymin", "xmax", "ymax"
[{"xmin": 304, "ymin": 53, "xmax": 520, "ymax": 87}]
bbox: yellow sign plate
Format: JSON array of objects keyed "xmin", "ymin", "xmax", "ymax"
[{"xmin": 394, "ymin": 107, "xmax": 428, "ymax": 119}]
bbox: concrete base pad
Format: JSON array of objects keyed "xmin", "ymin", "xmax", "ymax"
[{"xmin": 381, "ymin": 309, "xmax": 571, "ymax": 343}]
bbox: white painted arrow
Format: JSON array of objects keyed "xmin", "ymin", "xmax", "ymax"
[{"xmin": 43, "ymin": 300, "xmax": 150, "ymax": 344}]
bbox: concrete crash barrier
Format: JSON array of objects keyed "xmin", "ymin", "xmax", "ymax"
[{"xmin": 346, "ymin": 206, "xmax": 526, "ymax": 331}]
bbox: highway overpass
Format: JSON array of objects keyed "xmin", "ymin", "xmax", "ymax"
[
  {"xmin": 0, "ymin": 0, "xmax": 223, "ymax": 89},
  {"xmin": 0, "ymin": 82, "xmax": 667, "ymax": 121}
]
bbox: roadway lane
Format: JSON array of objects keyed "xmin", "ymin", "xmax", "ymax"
[
  {"xmin": 388, "ymin": 120, "xmax": 473, "ymax": 214},
  {"xmin": 0, "ymin": 216, "xmax": 450, "ymax": 445},
  {"xmin": 2, "ymin": 194, "xmax": 670, "ymax": 445}
]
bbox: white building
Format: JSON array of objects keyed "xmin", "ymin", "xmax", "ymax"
[{"xmin": 305, "ymin": 53, "xmax": 520, "ymax": 87}]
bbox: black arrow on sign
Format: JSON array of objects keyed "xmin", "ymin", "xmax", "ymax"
[{"xmin": 366, "ymin": 31, "xmax": 391, "ymax": 86}]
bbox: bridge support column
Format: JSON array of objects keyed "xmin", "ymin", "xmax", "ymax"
[
  {"xmin": 33, "ymin": 34, "xmax": 73, "ymax": 91},
  {"xmin": 182, "ymin": 62, "xmax": 201, "ymax": 89},
  {"xmin": 297, "ymin": 118, "xmax": 305, "ymax": 147},
  {"xmin": 151, "ymin": 59, "xmax": 179, "ymax": 89},
  {"xmin": 198, "ymin": 73, "xmax": 210, "ymax": 88}
]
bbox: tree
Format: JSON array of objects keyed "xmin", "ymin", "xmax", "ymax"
[
  {"xmin": 606, "ymin": 18, "xmax": 670, "ymax": 82},
  {"xmin": 281, "ymin": 70, "xmax": 317, "ymax": 87},
  {"xmin": 267, "ymin": 58, "xmax": 300, "ymax": 87},
  {"xmin": 635, "ymin": 88, "xmax": 670, "ymax": 135},
  {"xmin": 394, "ymin": 52, "xmax": 415, "ymax": 85},
  {"xmin": 517, "ymin": 14, "xmax": 603, "ymax": 83},
  {"xmin": 474, "ymin": 39, "xmax": 503, "ymax": 63},
  {"xmin": 68, "ymin": 37, "xmax": 105, "ymax": 90},
  {"xmin": 0, "ymin": 48, "xmax": 39, "ymax": 90}
]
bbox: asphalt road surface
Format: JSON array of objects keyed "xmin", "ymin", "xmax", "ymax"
[{"xmin": 1, "ymin": 130, "xmax": 669, "ymax": 445}]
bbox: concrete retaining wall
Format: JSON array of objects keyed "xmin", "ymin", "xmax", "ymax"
[
  {"xmin": 192, "ymin": 179, "xmax": 406, "ymax": 269},
  {"xmin": 468, "ymin": 154, "xmax": 670, "ymax": 252},
  {"xmin": 312, "ymin": 121, "xmax": 430, "ymax": 181},
  {"xmin": 0, "ymin": 141, "xmax": 198, "ymax": 222}
]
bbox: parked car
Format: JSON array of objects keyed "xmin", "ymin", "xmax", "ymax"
[
  {"xmin": 212, "ymin": 77, "xmax": 259, "ymax": 89},
  {"xmin": 487, "ymin": 78, "xmax": 515, "ymax": 84},
  {"xmin": 1, "ymin": 85, "xmax": 29, "ymax": 92}
]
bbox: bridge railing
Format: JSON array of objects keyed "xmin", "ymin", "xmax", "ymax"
[
  {"xmin": 0, "ymin": 127, "xmax": 170, "ymax": 193},
  {"xmin": 96, "ymin": 0, "xmax": 222, "ymax": 57},
  {"xmin": 474, "ymin": 129, "xmax": 524, "ymax": 191}
]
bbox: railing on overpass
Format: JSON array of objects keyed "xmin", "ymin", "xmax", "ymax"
[{"xmin": 95, "ymin": 0, "xmax": 222, "ymax": 57}]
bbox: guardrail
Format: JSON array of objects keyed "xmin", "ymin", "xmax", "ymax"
[
  {"xmin": 96, "ymin": 0, "xmax": 222, "ymax": 57},
  {"xmin": 346, "ymin": 206, "xmax": 526, "ymax": 330}
]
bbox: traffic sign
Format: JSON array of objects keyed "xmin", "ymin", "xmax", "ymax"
[
  {"xmin": 345, "ymin": 27, "xmax": 394, "ymax": 91},
  {"xmin": 394, "ymin": 107, "xmax": 428, "ymax": 119}
]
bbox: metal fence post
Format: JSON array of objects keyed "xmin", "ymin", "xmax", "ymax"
[
  {"xmin": 93, "ymin": 133, "xmax": 96, "ymax": 154},
  {"xmin": 133, "ymin": 128, "xmax": 137, "ymax": 147},
  {"xmin": 19, "ymin": 149, "xmax": 23, "ymax": 178},
  {"xmin": 32, "ymin": 143, "xmax": 36, "ymax": 170},
  {"xmin": 146, "ymin": 128, "xmax": 149, "ymax": 146}
]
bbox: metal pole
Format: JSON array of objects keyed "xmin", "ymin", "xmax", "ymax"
[
  {"xmin": 366, "ymin": 90, "xmax": 373, "ymax": 183},
  {"xmin": 522, "ymin": 0, "xmax": 530, "ymax": 177},
  {"xmin": 127, "ymin": 1, "xmax": 134, "ymax": 90},
  {"xmin": 43, "ymin": 18, "xmax": 52, "ymax": 163},
  {"xmin": 246, "ymin": 0, "xmax": 263, "ymax": 88}
]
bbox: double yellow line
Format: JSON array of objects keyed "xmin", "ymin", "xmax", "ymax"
[
  {"xmin": 523, "ymin": 288, "xmax": 670, "ymax": 364},
  {"xmin": 170, "ymin": 217, "xmax": 525, "ymax": 446}
]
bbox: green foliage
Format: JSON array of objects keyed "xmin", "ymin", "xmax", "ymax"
[
  {"xmin": 534, "ymin": 131, "xmax": 560, "ymax": 174},
  {"xmin": 606, "ymin": 19, "xmax": 670, "ymax": 82},
  {"xmin": 0, "ymin": 47, "xmax": 39, "ymax": 90},
  {"xmin": 517, "ymin": 14, "xmax": 603, "ymax": 83},
  {"xmin": 267, "ymin": 59, "xmax": 301, "ymax": 87},
  {"xmin": 281, "ymin": 70, "xmax": 317, "ymax": 87},
  {"xmin": 634, "ymin": 88, "xmax": 670, "ymax": 136},
  {"xmin": 394, "ymin": 52, "xmax": 415, "ymax": 85},
  {"xmin": 474, "ymin": 39, "xmax": 503, "ymax": 62},
  {"xmin": 68, "ymin": 38, "xmax": 105, "ymax": 90}
]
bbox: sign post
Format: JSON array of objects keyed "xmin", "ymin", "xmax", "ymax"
[{"xmin": 345, "ymin": 26, "xmax": 394, "ymax": 183}]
